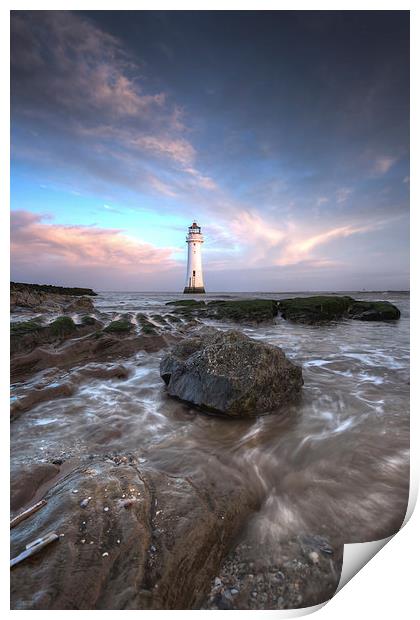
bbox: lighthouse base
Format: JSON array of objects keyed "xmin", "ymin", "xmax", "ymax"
[{"xmin": 183, "ymin": 286, "xmax": 206, "ymax": 294}]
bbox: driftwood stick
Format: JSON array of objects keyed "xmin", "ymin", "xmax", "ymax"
[
  {"xmin": 10, "ymin": 532, "xmax": 59, "ymax": 568},
  {"xmin": 10, "ymin": 499, "xmax": 47, "ymax": 529}
]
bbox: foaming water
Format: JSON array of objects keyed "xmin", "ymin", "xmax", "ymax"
[{"xmin": 11, "ymin": 291, "xmax": 409, "ymax": 549}]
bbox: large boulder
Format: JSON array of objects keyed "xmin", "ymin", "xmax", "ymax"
[{"xmin": 160, "ymin": 330, "xmax": 303, "ymax": 417}]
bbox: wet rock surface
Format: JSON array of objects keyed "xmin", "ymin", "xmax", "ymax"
[
  {"xmin": 347, "ymin": 300, "xmax": 401, "ymax": 321},
  {"xmin": 11, "ymin": 284, "xmax": 95, "ymax": 314},
  {"xmin": 203, "ymin": 536, "xmax": 342, "ymax": 609},
  {"xmin": 167, "ymin": 299, "xmax": 278, "ymax": 323},
  {"xmin": 11, "ymin": 330, "xmax": 176, "ymax": 382},
  {"xmin": 10, "ymin": 456, "xmax": 261, "ymax": 610},
  {"xmin": 165, "ymin": 296, "xmax": 401, "ymax": 325},
  {"xmin": 160, "ymin": 329, "xmax": 304, "ymax": 416}
]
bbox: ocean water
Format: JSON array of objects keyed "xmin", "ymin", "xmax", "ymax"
[{"xmin": 11, "ymin": 291, "xmax": 410, "ymax": 549}]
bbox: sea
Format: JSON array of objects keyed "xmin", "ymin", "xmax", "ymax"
[{"xmin": 11, "ymin": 291, "xmax": 410, "ymax": 550}]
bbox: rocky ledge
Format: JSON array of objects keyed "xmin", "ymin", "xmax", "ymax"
[
  {"xmin": 166, "ymin": 295, "xmax": 401, "ymax": 325},
  {"xmin": 11, "ymin": 282, "xmax": 97, "ymax": 314},
  {"xmin": 160, "ymin": 329, "xmax": 303, "ymax": 416},
  {"xmin": 10, "ymin": 455, "xmax": 261, "ymax": 610}
]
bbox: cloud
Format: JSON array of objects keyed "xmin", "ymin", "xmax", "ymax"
[
  {"xmin": 231, "ymin": 211, "xmax": 286, "ymax": 246},
  {"xmin": 11, "ymin": 210, "xmax": 179, "ymax": 275},
  {"xmin": 336, "ymin": 187, "xmax": 353, "ymax": 204},
  {"xmin": 208, "ymin": 207, "xmax": 383, "ymax": 271},
  {"xmin": 131, "ymin": 135, "xmax": 196, "ymax": 167},
  {"xmin": 11, "ymin": 11, "xmax": 216, "ymax": 199},
  {"xmin": 373, "ymin": 156, "xmax": 397, "ymax": 175},
  {"xmin": 11, "ymin": 11, "xmax": 165, "ymax": 121},
  {"xmin": 276, "ymin": 223, "xmax": 372, "ymax": 266},
  {"xmin": 316, "ymin": 196, "xmax": 329, "ymax": 207}
]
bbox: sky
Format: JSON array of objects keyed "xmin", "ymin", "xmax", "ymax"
[{"xmin": 10, "ymin": 10, "xmax": 410, "ymax": 292}]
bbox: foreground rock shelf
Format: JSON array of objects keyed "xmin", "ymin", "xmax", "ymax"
[
  {"xmin": 10, "ymin": 456, "xmax": 261, "ymax": 609},
  {"xmin": 167, "ymin": 295, "xmax": 401, "ymax": 324}
]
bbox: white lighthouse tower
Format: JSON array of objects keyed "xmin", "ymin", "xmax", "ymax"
[{"xmin": 183, "ymin": 221, "xmax": 206, "ymax": 294}]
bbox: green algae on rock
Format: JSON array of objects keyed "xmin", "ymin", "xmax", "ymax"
[
  {"xmin": 49, "ymin": 316, "xmax": 77, "ymax": 337},
  {"xmin": 10, "ymin": 319, "xmax": 44, "ymax": 335},
  {"xmin": 347, "ymin": 300, "xmax": 401, "ymax": 321},
  {"xmin": 11, "ymin": 281, "xmax": 97, "ymax": 296},
  {"xmin": 206, "ymin": 299, "xmax": 278, "ymax": 323},
  {"xmin": 103, "ymin": 319, "xmax": 133, "ymax": 334},
  {"xmin": 277, "ymin": 296, "xmax": 354, "ymax": 324}
]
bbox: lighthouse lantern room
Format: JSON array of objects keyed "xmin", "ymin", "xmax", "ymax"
[{"xmin": 183, "ymin": 221, "xmax": 206, "ymax": 294}]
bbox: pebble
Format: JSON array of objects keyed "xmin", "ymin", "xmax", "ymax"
[
  {"xmin": 230, "ymin": 588, "xmax": 239, "ymax": 595},
  {"xmin": 80, "ymin": 498, "xmax": 91, "ymax": 508},
  {"xmin": 72, "ymin": 489, "xmax": 79, "ymax": 494},
  {"xmin": 104, "ymin": 506, "xmax": 109, "ymax": 512},
  {"xmin": 117, "ymin": 539, "xmax": 121, "ymax": 544},
  {"xmin": 214, "ymin": 577, "xmax": 222, "ymax": 588},
  {"xmin": 309, "ymin": 551, "xmax": 319, "ymax": 564},
  {"xmin": 102, "ymin": 552, "xmax": 109, "ymax": 557},
  {"xmin": 81, "ymin": 539, "xmax": 86, "ymax": 544}
]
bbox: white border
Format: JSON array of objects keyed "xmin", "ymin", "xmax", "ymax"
[{"xmin": 2, "ymin": 2, "xmax": 417, "ymax": 618}]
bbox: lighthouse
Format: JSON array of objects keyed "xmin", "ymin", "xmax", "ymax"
[{"xmin": 183, "ymin": 221, "xmax": 206, "ymax": 294}]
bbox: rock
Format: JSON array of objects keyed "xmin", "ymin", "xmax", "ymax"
[
  {"xmin": 165, "ymin": 300, "xmax": 206, "ymax": 308},
  {"xmin": 11, "ymin": 282, "xmax": 97, "ymax": 297},
  {"xmin": 136, "ymin": 314, "xmax": 158, "ymax": 335},
  {"xmin": 347, "ymin": 300, "xmax": 401, "ymax": 321},
  {"xmin": 160, "ymin": 329, "xmax": 303, "ymax": 417},
  {"xmin": 49, "ymin": 316, "xmax": 77, "ymax": 337},
  {"xmin": 80, "ymin": 315, "xmax": 97, "ymax": 326},
  {"xmin": 11, "ymin": 331, "xmax": 177, "ymax": 382},
  {"xmin": 10, "ymin": 316, "xmax": 93, "ymax": 356},
  {"xmin": 10, "ymin": 457, "xmax": 260, "ymax": 609},
  {"xmin": 277, "ymin": 295, "xmax": 401, "ymax": 324},
  {"xmin": 103, "ymin": 320, "xmax": 134, "ymax": 334},
  {"xmin": 10, "ymin": 462, "xmax": 60, "ymax": 512},
  {"xmin": 205, "ymin": 299, "xmax": 278, "ymax": 323},
  {"xmin": 65, "ymin": 297, "xmax": 95, "ymax": 313},
  {"xmin": 202, "ymin": 535, "xmax": 342, "ymax": 610},
  {"xmin": 11, "ymin": 283, "xmax": 97, "ymax": 313},
  {"xmin": 11, "ymin": 381, "xmax": 75, "ymax": 419},
  {"xmin": 166, "ymin": 299, "xmax": 278, "ymax": 324},
  {"xmin": 164, "ymin": 296, "xmax": 401, "ymax": 325},
  {"xmin": 277, "ymin": 296, "xmax": 354, "ymax": 324}
]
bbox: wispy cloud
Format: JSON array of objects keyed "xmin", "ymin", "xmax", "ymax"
[
  {"xmin": 11, "ymin": 11, "xmax": 217, "ymax": 200},
  {"xmin": 336, "ymin": 187, "xmax": 353, "ymax": 204},
  {"xmin": 373, "ymin": 156, "xmax": 397, "ymax": 175},
  {"xmin": 276, "ymin": 223, "xmax": 372, "ymax": 266},
  {"xmin": 11, "ymin": 210, "xmax": 179, "ymax": 273}
]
